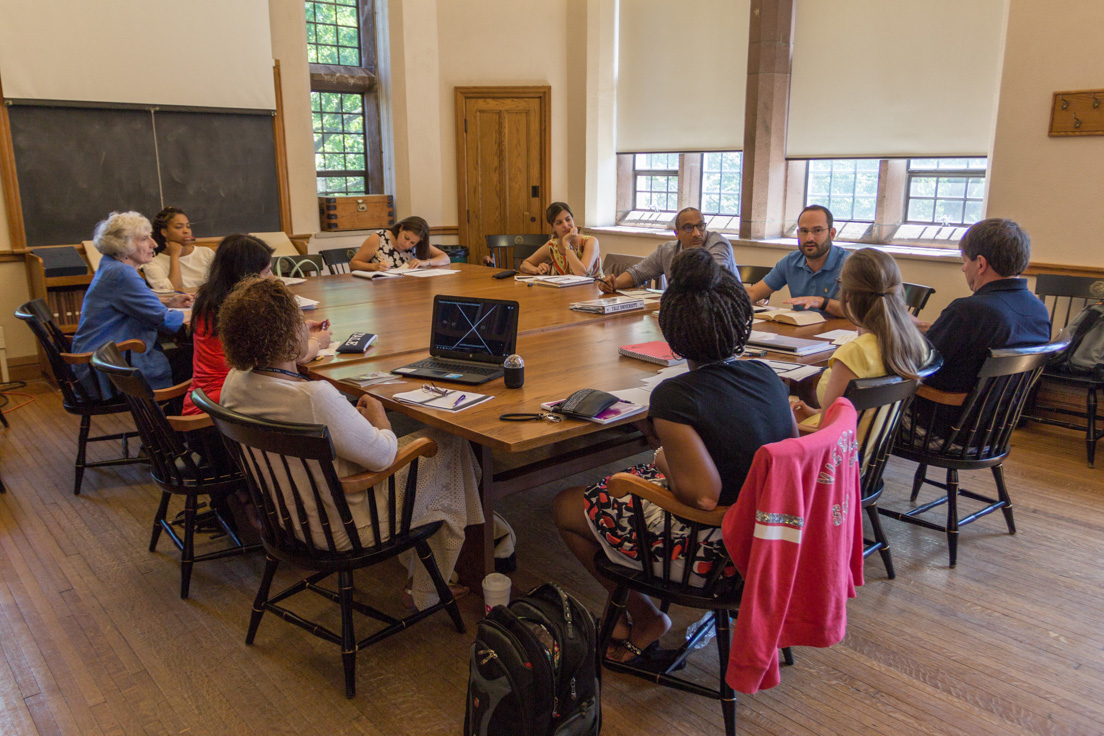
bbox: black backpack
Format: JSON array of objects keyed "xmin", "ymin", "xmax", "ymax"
[{"xmin": 464, "ymin": 582, "xmax": 600, "ymax": 736}]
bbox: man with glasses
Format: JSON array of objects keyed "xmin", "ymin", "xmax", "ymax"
[
  {"xmin": 598, "ymin": 207, "xmax": 737, "ymax": 293},
  {"xmin": 744, "ymin": 205, "xmax": 848, "ymax": 316}
]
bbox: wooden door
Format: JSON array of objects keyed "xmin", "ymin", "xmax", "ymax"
[{"xmin": 455, "ymin": 87, "xmax": 550, "ymax": 264}]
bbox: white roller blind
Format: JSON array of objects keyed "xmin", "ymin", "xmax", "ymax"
[
  {"xmin": 787, "ymin": 0, "xmax": 1007, "ymax": 158},
  {"xmin": 617, "ymin": 0, "xmax": 749, "ymax": 152},
  {"xmin": 0, "ymin": 0, "xmax": 275, "ymax": 110}
]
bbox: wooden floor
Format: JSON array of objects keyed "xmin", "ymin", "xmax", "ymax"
[{"xmin": 1, "ymin": 378, "xmax": 1102, "ymax": 735}]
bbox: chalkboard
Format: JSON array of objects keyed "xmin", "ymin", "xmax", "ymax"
[{"xmin": 8, "ymin": 104, "xmax": 281, "ymax": 247}]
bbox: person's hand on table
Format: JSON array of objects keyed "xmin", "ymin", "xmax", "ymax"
[
  {"xmin": 597, "ymin": 275, "xmax": 617, "ymax": 294},
  {"xmin": 166, "ymin": 293, "xmax": 194, "ymax": 308},
  {"xmin": 783, "ymin": 296, "xmax": 824, "ymax": 311},
  {"xmin": 407, "ymin": 258, "xmax": 428, "ymax": 269},
  {"xmin": 536, "ymin": 262, "xmax": 552, "ymax": 275},
  {"xmin": 356, "ymin": 394, "xmax": 392, "ymax": 432}
]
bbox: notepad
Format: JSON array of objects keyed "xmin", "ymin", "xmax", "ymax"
[
  {"xmin": 295, "ymin": 295, "xmax": 319, "ymax": 310},
  {"xmin": 393, "ymin": 388, "xmax": 492, "ymax": 412},
  {"xmin": 527, "ymin": 274, "xmax": 595, "ymax": 288},
  {"xmin": 618, "ymin": 341, "xmax": 685, "ymax": 366}
]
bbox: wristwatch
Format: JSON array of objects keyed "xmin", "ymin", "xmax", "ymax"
[{"xmin": 820, "ymin": 296, "xmax": 830, "ymax": 311}]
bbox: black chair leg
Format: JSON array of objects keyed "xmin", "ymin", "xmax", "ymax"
[
  {"xmin": 781, "ymin": 647, "xmax": 795, "ymax": 666},
  {"xmin": 945, "ymin": 469, "xmax": 959, "ymax": 568},
  {"xmin": 246, "ymin": 556, "xmax": 279, "ymax": 644},
  {"xmin": 866, "ymin": 504, "xmax": 895, "ymax": 579},
  {"xmin": 149, "ymin": 491, "xmax": 171, "ymax": 552},
  {"xmin": 416, "ymin": 540, "xmax": 465, "ymax": 633},
  {"xmin": 595, "ymin": 585, "xmax": 630, "ymax": 683},
  {"xmin": 339, "ymin": 569, "xmax": 357, "ymax": 698},
  {"xmin": 1087, "ymin": 388, "xmax": 1098, "ymax": 468},
  {"xmin": 910, "ymin": 463, "xmax": 927, "ymax": 503},
  {"xmin": 180, "ymin": 494, "xmax": 197, "ymax": 599},
  {"xmin": 991, "ymin": 463, "xmax": 1016, "ymax": 534},
  {"xmin": 74, "ymin": 414, "xmax": 91, "ymax": 495},
  {"xmin": 714, "ymin": 609, "xmax": 737, "ymax": 736}
]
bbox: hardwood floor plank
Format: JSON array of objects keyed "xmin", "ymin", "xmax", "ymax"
[{"xmin": 3, "ymin": 380, "xmax": 1104, "ymax": 735}]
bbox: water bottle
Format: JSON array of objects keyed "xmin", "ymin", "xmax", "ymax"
[{"xmin": 684, "ymin": 612, "xmax": 717, "ymax": 650}]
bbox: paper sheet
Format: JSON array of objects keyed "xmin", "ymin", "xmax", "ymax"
[{"xmin": 399, "ymin": 269, "xmax": 460, "ymax": 278}]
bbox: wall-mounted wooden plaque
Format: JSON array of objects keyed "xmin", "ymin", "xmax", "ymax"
[{"xmin": 1049, "ymin": 89, "xmax": 1104, "ymax": 136}]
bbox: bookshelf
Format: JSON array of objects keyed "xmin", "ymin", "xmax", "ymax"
[{"xmin": 24, "ymin": 249, "xmax": 92, "ymax": 379}]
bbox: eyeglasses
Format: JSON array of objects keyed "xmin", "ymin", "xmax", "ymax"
[
  {"xmin": 421, "ymin": 382, "xmax": 448, "ymax": 396},
  {"xmin": 797, "ymin": 227, "xmax": 829, "ymax": 237},
  {"xmin": 679, "ymin": 222, "xmax": 707, "ymax": 234}
]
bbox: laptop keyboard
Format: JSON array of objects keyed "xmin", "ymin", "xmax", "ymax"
[{"xmin": 410, "ymin": 358, "xmax": 501, "ymax": 376}]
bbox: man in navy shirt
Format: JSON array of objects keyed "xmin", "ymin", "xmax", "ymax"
[
  {"xmin": 922, "ymin": 217, "xmax": 1051, "ymax": 393},
  {"xmin": 745, "ymin": 205, "xmax": 848, "ymax": 317}
]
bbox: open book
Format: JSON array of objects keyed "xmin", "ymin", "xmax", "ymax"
[
  {"xmin": 755, "ymin": 308, "xmax": 825, "ymax": 326},
  {"xmin": 351, "ymin": 269, "xmax": 403, "ymax": 280}
]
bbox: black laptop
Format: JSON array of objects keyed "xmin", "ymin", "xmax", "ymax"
[{"xmin": 391, "ymin": 295, "xmax": 520, "ymax": 385}]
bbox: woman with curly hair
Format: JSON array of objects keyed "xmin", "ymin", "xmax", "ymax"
[
  {"xmin": 553, "ymin": 247, "xmax": 793, "ymax": 665},
  {"xmin": 217, "ymin": 278, "xmax": 480, "ymax": 609}
]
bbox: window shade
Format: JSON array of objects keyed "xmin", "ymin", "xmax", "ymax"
[
  {"xmin": 786, "ymin": 0, "xmax": 1007, "ymax": 159},
  {"xmin": 0, "ymin": 0, "xmax": 276, "ymax": 110},
  {"xmin": 616, "ymin": 0, "xmax": 749, "ymax": 153}
]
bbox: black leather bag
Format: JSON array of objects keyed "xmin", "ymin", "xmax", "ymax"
[{"xmin": 550, "ymin": 389, "xmax": 619, "ymax": 419}]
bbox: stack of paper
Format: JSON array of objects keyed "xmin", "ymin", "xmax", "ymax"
[
  {"xmin": 295, "ymin": 295, "xmax": 319, "ymax": 310},
  {"xmin": 345, "ymin": 371, "xmax": 400, "ymax": 387}
]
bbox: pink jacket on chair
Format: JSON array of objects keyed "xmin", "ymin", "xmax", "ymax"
[{"xmin": 722, "ymin": 398, "xmax": 864, "ymax": 694}]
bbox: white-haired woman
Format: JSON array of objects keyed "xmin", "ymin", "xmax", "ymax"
[{"xmin": 72, "ymin": 211, "xmax": 194, "ymax": 395}]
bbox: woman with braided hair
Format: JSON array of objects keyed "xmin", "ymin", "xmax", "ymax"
[
  {"xmin": 553, "ymin": 247, "xmax": 793, "ymax": 667},
  {"xmin": 791, "ymin": 247, "xmax": 929, "ymax": 426}
]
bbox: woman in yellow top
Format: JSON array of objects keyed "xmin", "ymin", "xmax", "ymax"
[
  {"xmin": 519, "ymin": 202, "xmax": 603, "ymax": 277},
  {"xmin": 792, "ymin": 248, "xmax": 928, "ymax": 425}
]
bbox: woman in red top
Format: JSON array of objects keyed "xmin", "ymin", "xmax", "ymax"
[
  {"xmin": 182, "ymin": 235, "xmax": 334, "ymax": 415},
  {"xmin": 182, "ymin": 235, "xmax": 274, "ymax": 414}
]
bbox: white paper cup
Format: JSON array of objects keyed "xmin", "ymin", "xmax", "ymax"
[{"xmin": 482, "ymin": 572, "xmax": 512, "ymax": 613}]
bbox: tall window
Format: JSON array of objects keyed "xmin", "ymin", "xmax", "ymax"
[
  {"xmin": 306, "ymin": 0, "xmax": 360, "ymax": 65},
  {"xmin": 700, "ymin": 152, "xmax": 742, "ymax": 217},
  {"xmin": 311, "ymin": 92, "xmax": 367, "ymax": 195},
  {"xmin": 633, "ymin": 154, "xmax": 679, "ymax": 212},
  {"xmin": 805, "ymin": 159, "xmax": 878, "ymax": 222},
  {"xmin": 305, "ymin": 0, "xmax": 383, "ymax": 196},
  {"xmin": 906, "ymin": 158, "xmax": 987, "ymax": 226}
]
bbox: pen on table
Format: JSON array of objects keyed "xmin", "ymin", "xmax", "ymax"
[
  {"xmin": 451, "ymin": 393, "xmax": 467, "ymax": 408},
  {"xmin": 319, "ymin": 319, "xmax": 330, "ymax": 331}
]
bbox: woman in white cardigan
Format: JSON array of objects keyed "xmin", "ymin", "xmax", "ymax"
[{"xmin": 217, "ymin": 277, "xmax": 481, "ymax": 609}]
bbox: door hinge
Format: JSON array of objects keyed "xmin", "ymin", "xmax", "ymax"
[{"xmin": 464, "ymin": 118, "xmax": 467, "ymax": 133}]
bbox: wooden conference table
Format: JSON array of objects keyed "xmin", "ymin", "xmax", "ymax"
[{"xmin": 295, "ymin": 263, "xmax": 849, "ymax": 583}]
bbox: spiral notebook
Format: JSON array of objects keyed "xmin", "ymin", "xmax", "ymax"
[{"xmin": 618, "ymin": 341, "xmax": 685, "ymax": 367}]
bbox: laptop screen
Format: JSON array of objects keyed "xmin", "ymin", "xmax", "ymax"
[{"xmin": 430, "ymin": 295, "xmax": 520, "ymax": 363}]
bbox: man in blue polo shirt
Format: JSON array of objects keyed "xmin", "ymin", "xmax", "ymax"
[{"xmin": 745, "ymin": 204, "xmax": 848, "ymax": 317}]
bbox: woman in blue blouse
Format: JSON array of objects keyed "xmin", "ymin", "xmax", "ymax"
[{"xmin": 73, "ymin": 211, "xmax": 194, "ymax": 396}]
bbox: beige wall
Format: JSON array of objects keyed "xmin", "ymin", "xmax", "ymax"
[
  {"xmin": 270, "ymin": 0, "xmax": 321, "ymax": 235},
  {"xmin": 987, "ymin": 0, "xmax": 1102, "ymax": 268},
  {"xmin": 385, "ymin": 0, "xmax": 587, "ymax": 234}
]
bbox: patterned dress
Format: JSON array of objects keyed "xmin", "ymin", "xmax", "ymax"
[
  {"xmin": 547, "ymin": 235, "xmax": 603, "ymax": 277},
  {"xmin": 583, "ymin": 463, "xmax": 731, "ymax": 584},
  {"xmin": 370, "ymin": 230, "xmax": 415, "ymax": 269}
]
